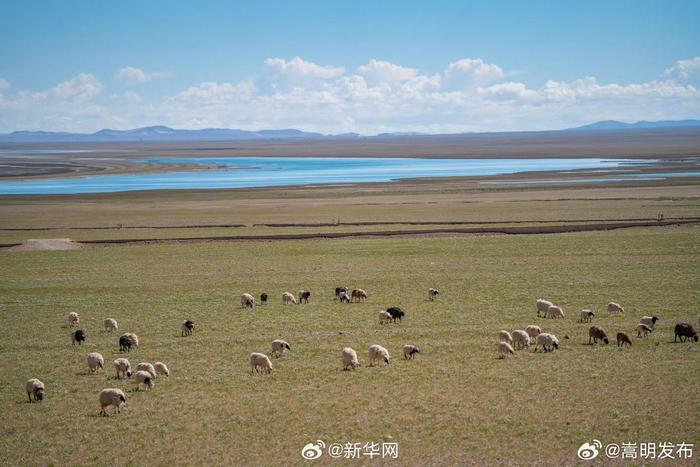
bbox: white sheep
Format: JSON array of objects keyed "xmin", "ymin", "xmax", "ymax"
[
  {"xmin": 25, "ymin": 378, "xmax": 45, "ymax": 402},
  {"xmin": 536, "ymin": 299, "xmax": 553, "ymax": 317},
  {"xmin": 136, "ymin": 362, "xmax": 157, "ymax": 379},
  {"xmin": 99, "ymin": 388, "xmax": 127, "ymax": 416},
  {"xmin": 498, "ymin": 341, "xmax": 515, "ymax": 358},
  {"xmin": 154, "ymin": 362, "xmax": 170, "ymax": 377},
  {"xmin": 546, "ymin": 305, "xmax": 565, "ymax": 319},
  {"xmin": 67, "ymin": 312, "xmax": 80, "ymax": 327},
  {"xmin": 87, "ymin": 352, "xmax": 104, "ymax": 373},
  {"xmin": 134, "ymin": 370, "xmax": 155, "ymax": 390},
  {"xmin": 637, "ymin": 323, "xmax": 653, "ymax": 337},
  {"xmin": 103, "ymin": 318, "xmax": 118, "ymax": 333},
  {"xmin": 511, "ymin": 330, "xmax": 530, "ymax": 350},
  {"xmin": 498, "ymin": 330, "xmax": 513, "ymax": 344},
  {"xmin": 526, "ymin": 325, "xmax": 542, "ymax": 342},
  {"xmin": 403, "ymin": 344, "xmax": 420, "ymax": 359},
  {"xmin": 250, "ymin": 352, "xmax": 273, "ymax": 374},
  {"xmin": 241, "ymin": 293, "xmax": 255, "ymax": 308},
  {"xmin": 579, "ymin": 309, "xmax": 595, "ymax": 323},
  {"xmin": 113, "ymin": 358, "xmax": 132, "ymax": 379},
  {"xmin": 368, "ymin": 344, "xmax": 390, "ymax": 366},
  {"xmin": 639, "ymin": 316, "xmax": 659, "ymax": 328},
  {"xmin": 607, "ymin": 302, "xmax": 624, "ymax": 313},
  {"xmin": 341, "ymin": 347, "xmax": 359, "ymax": 370},
  {"xmin": 379, "ymin": 310, "xmax": 393, "ymax": 325},
  {"xmin": 535, "ymin": 333, "xmax": 560, "ymax": 352},
  {"xmin": 282, "ymin": 292, "xmax": 297, "ymax": 305},
  {"xmin": 271, "ymin": 339, "xmax": 291, "ymax": 357}
]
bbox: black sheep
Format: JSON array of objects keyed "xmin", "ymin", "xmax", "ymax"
[
  {"xmin": 674, "ymin": 323, "xmax": 699, "ymax": 342},
  {"xmin": 119, "ymin": 335, "xmax": 132, "ymax": 352},
  {"xmin": 71, "ymin": 330, "xmax": 86, "ymax": 345},
  {"xmin": 386, "ymin": 307, "xmax": 405, "ymax": 323},
  {"xmin": 260, "ymin": 293, "xmax": 268, "ymax": 304}
]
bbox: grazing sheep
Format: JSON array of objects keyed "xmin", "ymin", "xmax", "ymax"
[
  {"xmin": 136, "ymin": 362, "xmax": 157, "ymax": 379},
  {"xmin": 617, "ymin": 332, "xmax": 633, "ymax": 347},
  {"xmin": 282, "ymin": 292, "xmax": 297, "ymax": 305},
  {"xmin": 134, "ymin": 370, "xmax": 155, "ymax": 390},
  {"xmin": 498, "ymin": 330, "xmax": 513, "ymax": 345},
  {"xmin": 637, "ymin": 323, "xmax": 653, "ymax": 338},
  {"xmin": 104, "ymin": 318, "xmax": 118, "ymax": 333},
  {"xmin": 87, "ymin": 352, "xmax": 104, "ymax": 373},
  {"xmin": 536, "ymin": 299, "xmax": 553, "ymax": 317},
  {"xmin": 99, "ymin": 388, "xmax": 127, "ymax": 416},
  {"xmin": 498, "ymin": 341, "xmax": 515, "ymax": 359},
  {"xmin": 386, "ymin": 307, "xmax": 405, "ymax": 323},
  {"xmin": 260, "ymin": 293, "xmax": 268, "ymax": 305},
  {"xmin": 298, "ymin": 290, "xmax": 311, "ymax": 304},
  {"xmin": 546, "ymin": 305, "xmax": 565, "ymax": 319},
  {"xmin": 71, "ymin": 329, "xmax": 86, "ymax": 345},
  {"xmin": 535, "ymin": 333, "xmax": 559, "ymax": 352},
  {"xmin": 427, "ymin": 288, "xmax": 439, "ymax": 301},
  {"xmin": 271, "ymin": 339, "xmax": 291, "ymax": 357},
  {"xmin": 640, "ymin": 316, "xmax": 659, "ymax": 328},
  {"xmin": 403, "ymin": 345, "xmax": 420, "ymax": 359},
  {"xmin": 25, "ymin": 378, "xmax": 45, "ymax": 402},
  {"xmin": 181, "ymin": 320, "xmax": 195, "ymax": 337},
  {"xmin": 241, "ymin": 293, "xmax": 255, "ymax": 308},
  {"xmin": 607, "ymin": 302, "xmax": 624, "ymax": 313},
  {"xmin": 338, "ymin": 291, "xmax": 350, "ymax": 303},
  {"xmin": 250, "ymin": 352, "xmax": 273, "ymax": 374},
  {"xmin": 154, "ymin": 362, "xmax": 170, "ymax": 377},
  {"xmin": 379, "ymin": 310, "xmax": 393, "ymax": 324},
  {"xmin": 368, "ymin": 344, "xmax": 390, "ymax": 366},
  {"xmin": 579, "ymin": 309, "xmax": 595, "ymax": 323},
  {"xmin": 113, "ymin": 358, "xmax": 132, "ymax": 379},
  {"xmin": 351, "ymin": 289, "xmax": 368, "ymax": 303},
  {"xmin": 674, "ymin": 323, "xmax": 699, "ymax": 342},
  {"xmin": 335, "ymin": 287, "xmax": 349, "ymax": 299},
  {"xmin": 512, "ymin": 330, "xmax": 530, "ymax": 350},
  {"xmin": 341, "ymin": 347, "xmax": 359, "ymax": 370},
  {"xmin": 526, "ymin": 325, "xmax": 542, "ymax": 342},
  {"xmin": 119, "ymin": 333, "xmax": 139, "ymax": 352},
  {"xmin": 589, "ymin": 325, "xmax": 609, "ymax": 345},
  {"xmin": 67, "ymin": 312, "xmax": 80, "ymax": 327}
]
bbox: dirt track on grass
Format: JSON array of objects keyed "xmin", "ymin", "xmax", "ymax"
[{"xmin": 62, "ymin": 218, "xmax": 700, "ymax": 247}]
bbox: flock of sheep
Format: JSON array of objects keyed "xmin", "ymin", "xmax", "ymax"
[
  {"xmin": 496, "ymin": 298, "xmax": 699, "ymax": 358},
  {"xmin": 23, "ymin": 288, "xmax": 699, "ymax": 415},
  {"xmin": 26, "ymin": 312, "xmax": 171, "ymax": 416}
]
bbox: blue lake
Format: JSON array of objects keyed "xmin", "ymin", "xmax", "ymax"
[{"xmin": 0, "ymin": 156, "xmax": 655, "ymax": 195}]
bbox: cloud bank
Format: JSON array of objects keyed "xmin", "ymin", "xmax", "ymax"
[{"xmin": 1, "ymin": 56, "xmax": 699, "ymax": 133}]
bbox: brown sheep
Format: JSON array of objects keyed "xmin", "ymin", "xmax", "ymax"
[
  {"xmin": 616, "ymin": 332, "xmax": 632, "ymax": 347},
  {"xmin": 351, "ymin": 289, "xmax": 367, "ymax": 303},
  {"xmin": 588, "ymin": 325, "xmax": 609, "ymax": 345}
]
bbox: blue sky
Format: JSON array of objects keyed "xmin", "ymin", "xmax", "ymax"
[{"xmin": 1, "ymin": 0, "xmax": 699, "ymax": 133}]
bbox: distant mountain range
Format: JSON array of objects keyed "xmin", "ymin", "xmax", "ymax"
[
  {"xmin": 569, "ymin": 119, "xmax": 700, "ymax": 131},
  {"xmin": 0, "ymin": 120, "xmax": 698, "ymax": 143}
]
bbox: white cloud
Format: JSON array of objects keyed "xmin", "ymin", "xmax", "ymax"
[
  {"xmin": 662, "ymin": 57, "xmax": 700, "ymax": 81},
  {"xmin": 444, "ymin": 58, "xmax": 505, "ymax": 88},
  {"xmin": 47, "ymin": 73, "xmax": 102, "ymax": 102},
  {"xmin": 264, "ymin": 57, "xmax": 344, "ymax": 80},
  {"xmin": 166, "ymin": 81, "xmax": 256, "ymax": 105},
  {"xmin": 115, "ymin": 66, "xmax": 167, "ymax": 84},
  {"xmin": 1, "ymin": 57, "xmax": 699, "ymax": 133},
  {"xmin": 0, "ymin": 79, "xmax": 10, "ymax": 90},
  {"xmin": 358, "ymin": 59, "xmax": 418, "ymax": 83}
]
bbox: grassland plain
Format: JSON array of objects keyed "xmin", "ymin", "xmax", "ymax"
[{"xmin": 1, "ymin": 225, "xmax": 698, "ymax": 465}]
